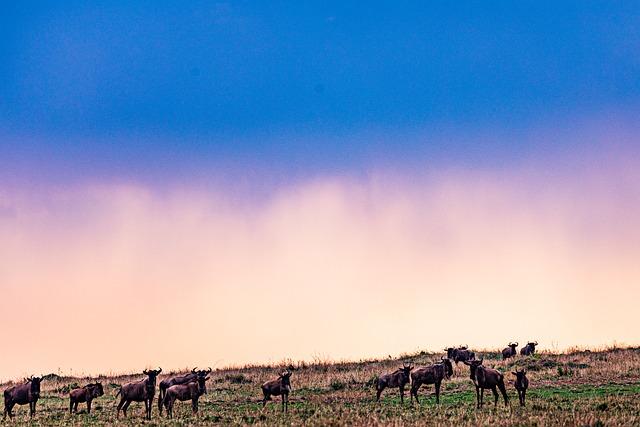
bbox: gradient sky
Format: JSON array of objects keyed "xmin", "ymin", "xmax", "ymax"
[{"xmin": 1, "ymin": 2, "xmax": 639, "ymax": 380}]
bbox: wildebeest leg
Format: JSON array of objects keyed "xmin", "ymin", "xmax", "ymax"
[
  {"xmin": 376, "ymin": 386, "xmax": 383, "ymax": 402},
  {"xmin": 87, "ymin": 399, "xmax": 92, "ymax": 414},
  {"xmin": 281, "ymin": 393, "xmax": 285, "ymax": 412},
  {"xmin": 399, "ymin": 386, "xmax": 405, "ymax": 403},
  {"xmin": 116, "ymin": 396, "xmax": 125, "ymax": 417},
  {"xmin": 158, "ymin": 388, "xmax": 164, "ymax": 414},
  {"xmin": 69, "ymin": 399, "xmax": 74, "ymax": 414},
  {"xmin": 435, "ymin": 381, "xmax": 441, "ymax": 404},
  {"xmin": 262, "ymin": 390, "xmax": 270, "ymax": 408},
  {"xmin": 491, "ymin": 386, "xmax": 499, "ymax": 406},
  {"xmin": 475, "ymin": 386, "xmax": 480, "ymax": 409},
  {"xmin": 121, "ymin": 400, "xmax": 131, "ymax": 417},
  {"xmin": 145, "ymin": 398, "xmax": 151, "ymax": 420},
  {"xmin": 522, "ymin": 389, "xmax": 526, "ymax": 406},
  {"xmin": 479, "ymin": 388, "xmax": 484, "ymax": 408},
  {"xmin": 30, "ymin": 401, "xmax": 35, "ymax": 417},
  {"xmin": 498, "ymin": 381, "xmax": 509, "ymax": 407},
  {"xmin": 192, "ymin": 397, "xmax": 198, "ymax": 414},
  {"xmin": 410, "ymin": 382, "xmax": 420, "ymax": 404}
]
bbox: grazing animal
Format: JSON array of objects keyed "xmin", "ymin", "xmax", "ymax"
[
  {"xmin": 158, "ymin": 367, "xmax": 211, "ymax": 414},
  {"xmin": 502, "ymin": 342, "xmax": 519, "ymax": 360},
  {"xmin": 410, "ymin": 357, "xmax": 453, "ymax": 404},
  {"xmin": 261, "ymin": 370, "xmax": 293, "ymax": 412},
  {"xmin": 463, "ymin": 359, "xmax": 509, "ymax": 408},
  {"xmin": 69, "ymin": 382, "xmax": 104, "ymax": 414},
  {"xmin": 116, "ymin": 368, "xmax": 162, "ymax": 420},
  {"xmin": 375, "ymin": 363, "xmax": 413, "ymax": 403},
  {"xmin": 520, "ymin": 341, "xmax": 538, "ymax": 356},
  {"xmin": 3, "ymin": 376, "xmax": 43, "ymax": 420},
  {"xmin": 445, "ymin": 345, "xmax": 476, "ymax": 364},
  {"xmin": 162, "ymin": 374, "xmax": 209, "ymax": 418},
  {"xmin": 512, "ymin": 368, "xmax": 529, "ymax": 406}
]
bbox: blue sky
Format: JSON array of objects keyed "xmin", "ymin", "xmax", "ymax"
[{"xmin": 1, "ymin": 1, "xmax": 639, "ymax": 185}]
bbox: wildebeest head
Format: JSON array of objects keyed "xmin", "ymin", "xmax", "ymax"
[
  {"xmin": 279, "ymin": 370, "xmax": 292, "ymax": 384},
  {"xmin": 509, "ymin": 342, "xmax": 518, "ymax": 350},
  {"xmin": 441, "ymin": 357, "xmax": 454, "ymax": 378},
  {"xmin": 400, "ymin": 363, "xmax": 413, "ymax": 379},
  {"xmin": 528, "ymin": 341, "xmax": 538, "ymax": 351},
  {"xmin": 91, "ymin": 382, "xmax": 104, "ymax": 398},
  {"xmin": 26, "ymin": 376, "xmax": 42, "ymax": 397},
  {"xmin": 445, "ymin": 347, "xmax": 455, "ymax": 359},
  {"xmin": 197, "ymin": 375, "xmax": 210, "ymax": 395},
  {"xmin": 511, "ymin": 368, "xmax": 527, "ymax": 380},
  {"xmin": 143, "ymin": 368, "xmax": 162, "ymax": 387},
  {"xmin": 197, "ymin": 367, "xmax": 212, "ymax": 379},
  {"xmin": 463, "ymin": 358, "xmax": 483, "ymax": 380}
]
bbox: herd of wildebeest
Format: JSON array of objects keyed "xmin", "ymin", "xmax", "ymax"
[{"xmin": 2, "ymin": 341, "xmax": 539, "ymax": 420}]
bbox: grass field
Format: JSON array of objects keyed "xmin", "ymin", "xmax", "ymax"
[{"xmin": 2, "ymin": 346, "xmax": 639, "ymax": 426}]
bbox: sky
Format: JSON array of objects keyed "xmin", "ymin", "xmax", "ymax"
[{"xmin": 1, "ymin": 2, "xmax": 639, "ymax": 380}]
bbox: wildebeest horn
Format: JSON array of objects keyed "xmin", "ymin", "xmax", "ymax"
[
  {"xmin": 441, "ymin": 356, "xmax": 447, "ymax": 361},
  {"xmin": 515, "ymin": 342, "xmax": 518, "ymax": 346},
  {"xmin": 206, "ymin": 367, "xmax": 212, "ymax": 373},
  {"xmin": 157, "ymin": 367, "xmax": 162, "ymax": 373},
  {"xmin": 534, "ymin": 341, "xmax": 538, "ymax": 345},
  {"xmin": 192, "ymin": 367, "xmax": 198, "ymax": 373},
  {"xmin": 143, "ymin": 369, "xmax": 149, "ymax": 375}
]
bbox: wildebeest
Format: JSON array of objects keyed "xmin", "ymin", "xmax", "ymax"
[
  {"xmin": 502, "ymin": 342, "xmax": 519, "ymax": 360},
  {"xmin": 445, "ymin": 345, "xmax": 476, "ymax": 364},
  {"xmin": 410, "ymin": 357, "xmax": 453, "ymax": 404},
  {"xmin": 3, "ymin": 376, "xmax": 42, "ymax": 420},
  {"xmin": 375, "ymin": 363, "xmax": 413, "ymax": 403},
  {"xmin": 512, "ymin": 368, "xmax": 529, "ymax": 406},
  {"xmin": 520, "ymin": 341, "xmax": 538, "ymax": 356},
  {"xmin": 463, "ymin": 359, "xmax": 509, "ymax": 408},
  {"xmin": 69, "ymin": 382, "xmax": 104, "ymax": 414},
  {"xmin": 261, "ymin": 370, "xmax": 292, "ymax": 412},
  {"xmin": 116, "ymin": 368, "xmax": 162, "ymax": 420},
  {"xmin": 162, "ymin": 374, "xmax": 209, "ymax": 418},
  {"xmin": 158, "ymin": 367, "xmax": 211, "ymax": 414}
]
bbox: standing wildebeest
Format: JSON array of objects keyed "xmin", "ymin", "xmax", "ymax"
[
  {"xmin": 162, "ymin": 374, "xmax": 209, "ymax": 418},
  {"xmin": 520, "ymin": 341, "xmax": 538, "ymax": 356},
  {"xmin": 464, "ymin": 359, "xmax": 509, "ymax": 408},
  {"xmin": 261, "ymin": 370, "xmax": 292, "ymax": 412},
  {"xmin": 3, "ymin": 376, "xmax": 42, "ymax": 420},
  {"xmin": 375, "ymin": 363, "xmax": 413, "ymax": 403},
  {"xmin": 502, "ymin": 342, "xmax": 519, "ymax": 360},
  {"xmin": 158, "ymin": 367, "xmax": 211, "ymax": 414},
  {"xmin": 445, "ymin": 345, "xmax": 476, "ymax": 364},
  {"xmin": 410, "ymin": 357, "xmax": 453, "ymax": 404},
  {"xmin": 512, "ymin": 368, "xmax": 529, "ymax": 406},
  {"xmin": 116, "ymin": 368, "xmax": 162, "ymax": 420},
  {"xmin": 69, "ymin": 382, "xmax": 104, "ymax": 414}
]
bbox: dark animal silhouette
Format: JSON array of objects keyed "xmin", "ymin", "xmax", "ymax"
[
  {"xmin": 158, "ymin": 367, "xmax": 211, "ymax": 414},
  {"xmin": 520, "ymin": 341, "xmax": 538, "ymax": 356},
  {"xmin": 445, "ymin": 345, "xmax": 476, "ymax": 364},
  {"xmin": 69, "ymin": 382, "xmax": 104, "ymax": 414},
  {"xmin": 512, "ymin": 368, "xmax": 529, "ymax": 406},
  {"xmin": 375, "ymin": 363, "xmax": 413, "ymax": 403},
  {"xmin": 502, "ymin": 342, "xmax": 519, "ymax": 360},
  {"xmin": 3, "ymin": 376, "xmax": 42, "ymax": 419},
  {"xmin": 261, "ymin": 370, "xmax": 292, "ymax": 412},
  {"xmin": 464, "ymin": 359, "xmax": 509, "ymax": 408},
  {"xmin": 162, "ymin": 374, "xmax": 209, "ymax": 418},
  {"xmin": 410, "ymin": 357, "xmax": 453, "ymax": 404},
  {"xmin": 116, "ymin": 368, "xmax": 162, "ymax": 420}
]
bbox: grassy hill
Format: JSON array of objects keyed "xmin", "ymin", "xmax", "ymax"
[{"xmin": 2, "ymin": 346, "xmax": 639, "ymax": 425}]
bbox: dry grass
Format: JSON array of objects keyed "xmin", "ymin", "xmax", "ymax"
[{"xmin": 1, "ymin": 346, "xmax": 639, "ymax": 425}]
